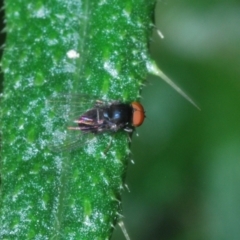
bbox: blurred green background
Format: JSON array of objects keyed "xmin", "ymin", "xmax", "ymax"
[{"xmin": 113, "ymin": 0, "xmax": 240, "ymax": 239}]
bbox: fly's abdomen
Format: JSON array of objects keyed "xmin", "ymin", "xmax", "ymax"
[{"xmin": 78, "ymin": 108, "xmax": 104, "ymax": 133}]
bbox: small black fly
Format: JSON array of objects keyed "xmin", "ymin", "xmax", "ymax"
[{"xmin": 47, "ymin": 95, "xmax": 144, "ymax": 151}]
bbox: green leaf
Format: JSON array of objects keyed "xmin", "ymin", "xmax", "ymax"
[{"xmin": 0, "ymin": 0, "xmax": 155, "ymax": 239}]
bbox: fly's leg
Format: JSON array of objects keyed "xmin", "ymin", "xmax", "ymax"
[
  {"xmin": 102, "ymin": 136, "xmax": 113, "ymax": 155},
  {"xmin": 124, "ymin": 127, "xmax": 133, "ymax": 133}
]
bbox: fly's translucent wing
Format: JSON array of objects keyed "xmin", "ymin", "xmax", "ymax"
[{"xmin": 46, "ymin": 94, "xmax": 108, "ymax": 151}]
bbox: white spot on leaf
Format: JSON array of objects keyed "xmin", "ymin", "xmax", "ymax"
[{"xmin": 67, "ymin": 50, "xmax": 80, "ymax": 59}]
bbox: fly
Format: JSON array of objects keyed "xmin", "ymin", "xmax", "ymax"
[{"xmin": 47, "ymin": 95, "xmax": 145, "ymax": 151}]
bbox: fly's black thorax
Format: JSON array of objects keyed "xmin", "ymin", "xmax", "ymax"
[
  {"xmin": 78, "ymin": 103, "xmax": 133, "ymax": 133},
  {"xmin": 103, "ymin": 103, "xmax": 132, "ymax": 131}
]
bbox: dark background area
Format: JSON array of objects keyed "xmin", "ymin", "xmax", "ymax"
[{"xmin": 113, "ymin": 0, "xmax": 240, "ymax": 239}]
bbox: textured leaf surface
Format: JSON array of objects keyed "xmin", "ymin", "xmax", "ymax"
[{"xmin": 0, "ymin": 0, "xmax": 155, "ymax": 239}]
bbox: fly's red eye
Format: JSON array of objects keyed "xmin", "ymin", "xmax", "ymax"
[{"xmin": 131, "ymin": 102, "xmax": 145, "ymax": 127}]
